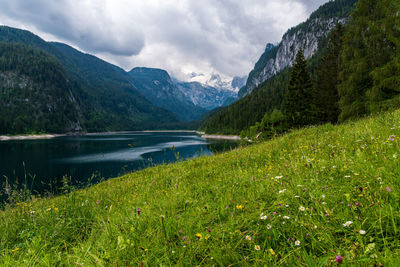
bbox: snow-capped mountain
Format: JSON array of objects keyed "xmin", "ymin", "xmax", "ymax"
[
  {"xmin": 176, "ymin": 81, "xmax": 237, "ymax": 111},
  {"xmin": 189, "ymin": 73, "xmax": 240, "ymax": 93}
]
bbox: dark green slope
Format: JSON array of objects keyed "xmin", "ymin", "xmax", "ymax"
[
  {"xmin": 51, "ymin": 43, "xmax": 178, "ymax": 131},
  {"xmin": 0, "ymin": 26, "xmax": 179, "ymax": 133},
  {"xmin": 201, "ymin": 69, "xmax": 290, "ymax": 134},
  {"xmin": 0, "ymin": 43, "xmax": 82, "ymax": 134}
]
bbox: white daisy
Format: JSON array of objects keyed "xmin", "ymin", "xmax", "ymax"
[{"xmin": 343, "ymin": 221, "xmax": 353, "ymax": 227}]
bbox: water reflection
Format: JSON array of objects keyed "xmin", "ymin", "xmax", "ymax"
[{"xmin": 0, "ymin": 132, "xmax": 238, "ymax": 195}]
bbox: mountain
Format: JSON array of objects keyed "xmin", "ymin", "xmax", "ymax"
[
  {"xmin": 176, "ymin": 81, "xmax": 237, "ymax": 111},
  {"xmin": 0, "ymin": 26, "xmax": 179, "ymax": 134},
  {"xmin": 202, "ymin": 0, "xmax": 359, "ymax": 134},
  {"xmin": 239, "ymin": 0, "xmax": 358, "ymax": 98},
  {"xmin": 0, "ymin": 43, "xmax": 82, "ymax": 134},
  {"xmin": 189, "ymin": 72, "xmax": 239, "ymax": 92},
  {"xmin": 231, "ymin": 76, "xmax": 247, "ymax": 91},
  {"xmin": 127, "ymin": 67, "xmax": 205, "ymax": 121}
]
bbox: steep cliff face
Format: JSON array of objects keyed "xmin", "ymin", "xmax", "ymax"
[{"xmin": 239, "ymin": 0, "xmax": 357, "ymax": 98}]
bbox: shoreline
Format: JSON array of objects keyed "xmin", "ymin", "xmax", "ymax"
[
  {"xmin": 0, "ymin": 130, "xmax": 210, "ymax": 141},
  {"xmin": 201, "ymin": 134, "xmax": 241, "ymax": 140},
  {"xmin": 0, "ymin": 130, "xmax": 241, "ymax": 141}
]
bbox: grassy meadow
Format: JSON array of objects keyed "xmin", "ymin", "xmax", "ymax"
[{"xmin": 1, "ymin": 110, "xmax": 400, "ymax": 266}]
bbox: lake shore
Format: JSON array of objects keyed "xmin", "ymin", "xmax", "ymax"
[
  {"xmin": 0, "ymin": 130, "xmax": 204, "ymax": 141},
  {"xmin": 0, "ymin": 134, "xmax": 66, "ymax": 141},
  {"xmin": 201, "ymin": 134, "xmax": 241, "ymax": 140},
  {"xmin": 0, "ymin": 130, "xmax": 241, "ymax": 141}
]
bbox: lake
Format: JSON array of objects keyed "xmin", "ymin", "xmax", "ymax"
[{"xmin": 0, "ymin": 132, "xmax": 238, "ymax": 196}]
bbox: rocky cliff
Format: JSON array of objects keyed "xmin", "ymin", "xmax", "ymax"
[{"xmin": 239, "ymin": 0, "xmax": 357, "ymax": 98}]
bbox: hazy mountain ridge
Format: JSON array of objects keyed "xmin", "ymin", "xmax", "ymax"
[
  {"xmin": 176, "ymin": 81, "xmax": 237, "ymax": 111},
  {"xmin": 127, "ymin": 67, "xmax": 206, "ymax": 121}
]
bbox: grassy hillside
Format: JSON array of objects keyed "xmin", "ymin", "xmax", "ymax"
[{"xmin": 1, "ymin": 110, "xmax": 400, "ymax": 265}]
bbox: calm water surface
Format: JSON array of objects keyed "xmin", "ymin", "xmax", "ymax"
[{"xmin": 0, "ymin": 132, "xmax": 237, "ymax": 194}]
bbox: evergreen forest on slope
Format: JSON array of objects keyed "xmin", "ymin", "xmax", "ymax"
[{"xmin": 201, "ymin": 0, "xmax": 400, "ymax": 140}]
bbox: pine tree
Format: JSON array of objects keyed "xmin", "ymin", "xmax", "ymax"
[
  {"xmin": 284, "ymin": 48, "xmax": 314, "ymax": 127},
  {"xmin": 314, "ymin": 23, "xmax": 344, "ymax": 124}
]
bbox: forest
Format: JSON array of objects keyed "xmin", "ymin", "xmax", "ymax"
[{"xmin": 201, "ymin": 0, "xmax": 400, "ymax": 139}]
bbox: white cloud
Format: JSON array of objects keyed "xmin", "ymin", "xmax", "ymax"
[{"xmin": 0, "ymin": 0, "xmax": 329, "ymax": 80}]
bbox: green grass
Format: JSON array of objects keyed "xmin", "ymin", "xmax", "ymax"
[{"xmin": 1, "ymin": 110, "xmax": 400, "ymax": 266}]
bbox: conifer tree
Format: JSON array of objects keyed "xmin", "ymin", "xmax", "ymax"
[
  {"xmin": 314, "ymin": 23, "xmax": 344, "ymax": 123},
  {"xmin": 284, "ymin": 48, "xmax": 314, "ymax": 127}
]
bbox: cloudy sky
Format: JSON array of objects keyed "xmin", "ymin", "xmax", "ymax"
[{"xmin": 0, "ymin": 0, "xmax": 329, "ymax": 81}]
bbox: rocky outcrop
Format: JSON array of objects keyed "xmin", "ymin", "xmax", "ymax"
[{"xmin": 239, "ymin": 15, "xmax": 348, "ymax": 98}]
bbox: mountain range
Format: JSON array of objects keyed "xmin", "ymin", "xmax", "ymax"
[{"xmin": 0, "ymin": 26, "xmax": 239, "ymax": 134}]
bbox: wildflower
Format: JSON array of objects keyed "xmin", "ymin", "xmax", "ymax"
[
  {"xmin": 12, "ymin": 247, "xmax": 19, "ymax": 253},
  {"xmin": 207, "ymin": 228, "xmax": 211, "ymax": 232},
  {"xmin": 96, "ymin": 200, "xmax": 100, "ymax": 205},
  {"xmin": 246, "ymin": 235, "xmax": 252, "ymax": 241},
  {"xmin": 278, "ymin": 189, "xmax": 287, "ymax": 194},
  {"xmin": 182, "ymin": 236, "xmax": 187, "ymax": 241},
  {"xmin": 260, "ymin": 215, "xmax": 267, "ymax": 220},
  {"xmin": 302, "ymin": 188, "xmax": 306, "ymax": 192},
  {"xmin": 343, "ymin": 221, "xmax": 353, "ymax": 227},
  {"xmin": 275, "ymin": 175, "xmax": 283, "ymax": 179},
  {"xmin": 283, "ymin": 216, "xmax": 290, "ymax": 219},
  {"xmin": 321, "ymin": 194, "xmax": 325, "ymax": 198},
  {"xmin": 205, "ymin": 236, "xmax": 209, "ymax": 240},
  {"xmin": 137, "ymin": 208, "xmax": 141, "ymax": 215},
  {"xmin": 46, "ymin": 208, "xmax": 52, "ymax": 212},
  {"xmin": 306, "ymin": 233, "xmax": 310, "ymax": 237},
  {"xmin": 359, "ymin": 230, "xmax": 366, "ymax": 235},
  {"xmin": 294, "ymin": 195, "xmax": 300, "ymax": 198},
  {"xmin": 345, "ymin": 175, "xmax": 351, "ymax": 178},
  {"xmin": 314, "ymin": 225, "xmax": 318, "ymax": 229},
  {"xmin": 299, "ymin": 206, "xmax": 305, "ymax": 211},
  {"xmin": 267, "ymin": 224, "xmax": 272, "ymax": 229},
  {"xmin": 195, "ymin": 233, "xmax": 202, "ymax": 239},
  {"xmin": 269, "ymin": 248, "xmax": 275, "ymax": 255},
  {"xmin": 236, "ymin": 205, "xmax": 243, "ymax": 210},
  {"xmin": 322, "ymin": 202, "xmax": 326, "ymax": 205},
  {"xmin": 54, "ymin": 207, "xmax": 59, "ymax": 212},
  {"xmin": 225, "ymin": 206, "xmax": 229, "ymax": 209},
  {"xmin": 386, "ymin": 186, "xmax": 392, "ymax": 192},
  {"xmin": 273, "ymin": 212, "xmax": 277, "ymax": 215},
  {"xmin": 335, "ymin": 255, "xmax": 343, "ymax": 264},
  {"xmin": 295, "ymin": 240, "xmax": 300, "ymax": 246},
  {"xmin": 254, "ymin": 245, "xmax": 261, "ymax": 251}
]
